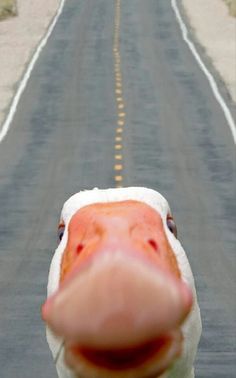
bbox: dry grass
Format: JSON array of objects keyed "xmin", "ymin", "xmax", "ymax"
[
  {"xmin": 223, "ymin": 0, "xmax": 236, "ymax": 16},
  {"xmin": 0, "ymin": 0, "xmax": 17, "ymax": 21}
]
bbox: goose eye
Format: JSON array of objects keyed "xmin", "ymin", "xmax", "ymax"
[
  {"xmin": 58, "ymin": 224, "xmax": 65, "ymax": 241},
  {"xmin": 167, "ymin": 216, "xmax": 177, "ymax": 238}
]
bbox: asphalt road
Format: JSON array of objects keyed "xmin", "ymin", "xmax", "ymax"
[{"xmin": 0, "ymin": 1, "xmax": 235, "ymax": 377}]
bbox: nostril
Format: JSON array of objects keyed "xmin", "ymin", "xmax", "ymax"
[
  {"xmin": 148, "ymin": 239, "xmax": 158, "ymax": 252},
  {"xmin": 76, "ymin": 243, "xmax": 84, "ymax": 255}
]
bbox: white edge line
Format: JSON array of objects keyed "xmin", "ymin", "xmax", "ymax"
[
  {"xmin": 0, "ymin": 0, "xmax": 66, "ymax": 143},
  {"xmin": 171, "ymin": 0, "xmax": 236, "ymax": 145}
]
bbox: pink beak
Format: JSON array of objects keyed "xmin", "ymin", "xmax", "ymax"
[
  {"xmin": 43, "ymin": 254, "xmax": 191, "ymax": 350},
  {"xmin": 42, "ymin": 201, "xmax": 192, "ymax": 352}
]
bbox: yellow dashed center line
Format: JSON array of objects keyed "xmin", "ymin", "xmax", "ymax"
[
  {"xmin": 115, "ymin": 144, "xmax": 122, "ymax": 150},
  {"xmin": 118, "ymin": 112, "xmax": 126, "ymax": 117},
  {"xmin": 115, "ymin": 89, "xmax": 122, "ymax": 95},
  {"xmin": 115, "ymin": 136, "xmax": 122, "ymax": 142},
  {"xmin": 115, "ymin": 175, "xmax": 123, "ymax": 182},
  {"xmin": 117, "ymin": 120, "xmax": 125, "ymax": 126},
  {"xmin": 113, "ymin": 0, "xmax": 125, "ymax": 188},
  {"xmin": 114, "ymin": 164, "xmax": 123, "ymax": 171}
]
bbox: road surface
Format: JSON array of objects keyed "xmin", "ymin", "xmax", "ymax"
[{"xmin": 0, "ymin": 1, "xmax": 235, "ymax": 377}]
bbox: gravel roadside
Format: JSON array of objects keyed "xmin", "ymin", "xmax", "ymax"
[
  {"xmin": 0, "ymin": 0, "xmax": 60, "ymax": 131},
  {"xmin": 182, "ymin": 0, "xmax": 236, "ymax": 102}
]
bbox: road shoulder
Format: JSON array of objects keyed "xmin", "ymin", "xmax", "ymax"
[
  {"xmin": 0, "ymin": 0, "xmax": 60, "ymax": 131},
  {"xmin": 181, "ymin": 0, "xmax": 236, "ymax": 103}
]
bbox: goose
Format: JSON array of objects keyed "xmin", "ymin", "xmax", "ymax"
[{"xmin": 42, "ymin": 187, "xmax": 201, "ymax": 378}]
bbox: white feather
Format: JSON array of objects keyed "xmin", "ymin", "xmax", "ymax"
[{"xmin": 46, "ymin": 187, "xmax": 202, "ymax": 378}]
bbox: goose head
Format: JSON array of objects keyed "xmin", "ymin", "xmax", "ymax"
[{"xmin": 42, "ymin": 187, "xmax": 201, "ymax": 378}]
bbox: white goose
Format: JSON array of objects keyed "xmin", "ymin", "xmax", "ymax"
[{"xmin": 42, "ymin": 187, "xmax": 201, "ymax": 378}]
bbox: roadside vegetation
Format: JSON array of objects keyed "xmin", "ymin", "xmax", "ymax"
[
  {"xmin": 223, "ymin": 0, "xmax": 236, "ymax": 16},
  {"xmin": 0, "ymin": 0, "xmax": 17, "ymax": 21}
]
